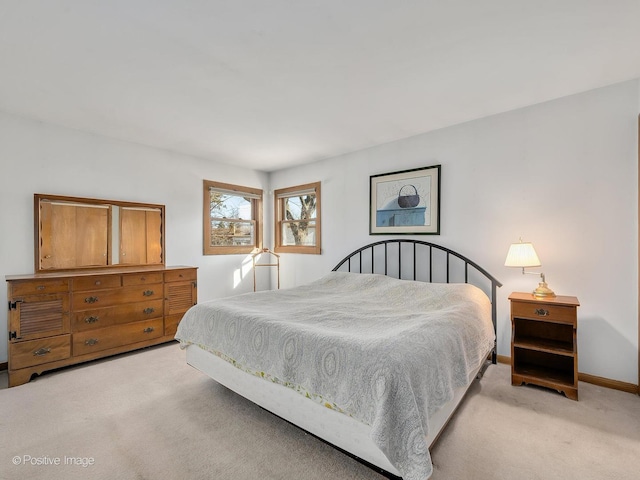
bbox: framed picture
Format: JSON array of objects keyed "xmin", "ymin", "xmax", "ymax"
[{"xmin": 369, "ymin": 165, "xmax": 440, "ymax": 235}]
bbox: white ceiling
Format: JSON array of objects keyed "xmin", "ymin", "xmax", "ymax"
[{"xmin": 1, "ymin": 1, "xmax": 639, "ymax": 172}]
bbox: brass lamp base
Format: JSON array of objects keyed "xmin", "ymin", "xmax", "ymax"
[{"xmin": 533, "ymin": 281, "xmax": 556, "ymax": 298}]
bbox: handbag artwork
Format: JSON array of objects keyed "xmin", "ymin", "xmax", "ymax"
[{"xmin": 397, "ymin": 185, "xmax": 420, "ymax": 208}]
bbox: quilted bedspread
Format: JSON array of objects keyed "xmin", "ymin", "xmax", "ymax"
[{"xmin": 175, "ymin": 272, "xmax": 494, "ymax": 480}]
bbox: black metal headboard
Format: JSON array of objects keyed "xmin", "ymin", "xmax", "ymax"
[{"xmin": 332, "ymin": 239, "xmax": 502, "ymax": 363}]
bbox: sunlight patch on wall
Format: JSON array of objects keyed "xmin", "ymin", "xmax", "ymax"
[{"xmin": 233, "ymin": 254, "xmax": 254, "ymax": 289}]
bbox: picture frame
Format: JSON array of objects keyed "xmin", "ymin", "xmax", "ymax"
[{"xmin": 369, "ymin": 165, "xmax": 441, "ymax": 235}]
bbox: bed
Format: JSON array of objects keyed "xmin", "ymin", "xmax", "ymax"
[{"xmin": 176, "ymin": 239, "xmax": 501, "ymax": 480}]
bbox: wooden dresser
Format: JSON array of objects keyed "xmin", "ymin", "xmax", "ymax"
[{"xmin": 6, "ymin": 265, "xmax": 197, "ymax": 387}]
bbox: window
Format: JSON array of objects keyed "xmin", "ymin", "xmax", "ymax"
[
  {"xmin": 274, "ymin": 182, "xmax": 321, "ymax": 254},
  {"xmin": 203, "ymin": 180, "xmax": 263, "ymax": 255}
]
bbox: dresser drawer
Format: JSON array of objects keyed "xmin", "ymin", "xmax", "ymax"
[
  {"xmin": 73, "ymin": 318, "xmax": 164, "ymax": 356},
  {"xmin": 73, "ymin": 275, "xmax": 122, "ymax": 291},
  {"xmin": 122, "ymin": 272, "xmax": 163, "ymax": 286},
  {"xmin": 165, "ymin": 268, "xmax": 196, "ymax": 283},
  {"xmin": 71, "ymin": 299, "xmax": 164, "ymax": 332},
  {"xmin": 72, "ymin": 283, "xmax": 163, "ymax": 310},
  {"xmin": 10, "ymin": 335, "xmax": 71, "ymax": 370},
  {"xmin": 511, "ymin": 301, "xmax": 577, "ymax": 325},
  {"xmin": 10, "ymin": 278, "xmax": 69, "ymax": 296}
]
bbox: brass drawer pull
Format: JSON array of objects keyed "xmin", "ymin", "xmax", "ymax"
[
  {"xmin": 85, "ymin": 296, "xmax": 99, "ymax": 304},
  {"xmin": 143, "ymin": 290, "xmax": 154, "ymax": 296},
  {"xmin": 143, "ymin": 327, "xmax": 154, "ymax": 334},
  {"xmin": 535, "ymin": 308, "xmax": 550, "ymax": 317},
  {"xmin": 85, "ymin": 338, "xmax": 99, "ymax": 346},
  {"xmin": 36, "ymin": 285, "xmax": 45, "ymax": 290},
  {"xmin": 34, "ymin": 347, "xmax": 51, "ymax": 356},
  {"xmin": 85, "ymin": 316, "xmax": 99, "ymax": 324},
  {"xmin": 143, "ymin": 307, "xmax": 155, "ymax": 314}
]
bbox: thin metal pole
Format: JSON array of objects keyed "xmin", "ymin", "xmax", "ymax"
[
  {"xmin": 446, "ymin": 254, "xmax": 450, "ymax": 283},
  {"xmin": 413, "ymin": 242, "xmax": 417, "ymax": 280},
  {"xmin": 371, "ymin": 245, "xmax": 374, "ymax": 274}
]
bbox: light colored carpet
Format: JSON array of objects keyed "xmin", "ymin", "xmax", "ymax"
[{"xmin": 0, "ymin": 343, "xmax": 638, "ymax": 480}]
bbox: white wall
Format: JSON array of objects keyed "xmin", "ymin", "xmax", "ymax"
[
  {"xmin": 1, "ymin": 80, "xmax": 638, "ymax": 385},
  {"xmin": 0, "ymin": 111, "xmax": 269, "ymax": 363},
  {"xmin": 270, "ymin": 79, "xmax": 640, "ymax": 385}
]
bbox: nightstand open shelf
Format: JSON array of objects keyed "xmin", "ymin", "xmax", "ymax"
[
  {"xmin": 513, "ymin": 336, "xmax": 574, "ymax": 356},
  {"xmin": 512, "ymin": 316, "xmax": 574, "ymax": 355},
  {"xmin": 513, "ymin": 362, "xmax": 575, "ymax": 388},
  {"xmin": 509, "ymin": 292, "xmax": 580, "ymax": 400}
]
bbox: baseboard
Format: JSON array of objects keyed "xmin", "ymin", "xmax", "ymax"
[
  {"xmin": 496, "ymin": 354, "xmax": 510, "ymax": 365},
  {"xmin": 496, "ymin": 355, "xmax": 639, "ymax": 395},
  {"xmin": 577, "ymin": 372, "xmax": 639, "ymax": 395}
]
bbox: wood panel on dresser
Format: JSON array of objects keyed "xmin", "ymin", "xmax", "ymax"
[{"xmin": 6, "ymin": 265, "xmax": 197, "ymax": 387}]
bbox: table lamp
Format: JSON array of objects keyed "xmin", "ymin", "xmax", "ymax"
[{"xmin": 504, "ymin": 239, "xmax": 555, "ymax": 298}]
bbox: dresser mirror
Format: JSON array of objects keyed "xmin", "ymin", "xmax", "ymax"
[{"xmin": 34, "ymin": 194, "xmax": 165, "ymax": 272}]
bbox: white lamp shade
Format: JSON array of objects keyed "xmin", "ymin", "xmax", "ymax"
[{"xmin": 504, "ymin": 242, "xmax": 542, "ymax": 268}]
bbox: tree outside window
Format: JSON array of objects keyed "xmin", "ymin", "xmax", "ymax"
[{"xmin": 274, "ymin": 182, "xmax": 321, "ymax": 254}]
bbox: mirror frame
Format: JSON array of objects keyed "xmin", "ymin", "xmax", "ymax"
[{"xmin": 34, "ymin": 193, "xmax": 166, "ymax": 272}]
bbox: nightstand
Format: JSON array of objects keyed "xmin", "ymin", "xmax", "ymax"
[{"xmin": 509, "ymin": 292, "xmax": 580, "ymax": 400}]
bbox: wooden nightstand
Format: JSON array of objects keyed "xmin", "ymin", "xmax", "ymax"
[{"xmin": 509, "ymin": 292, "xmax": 580, "ymax": 400}]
